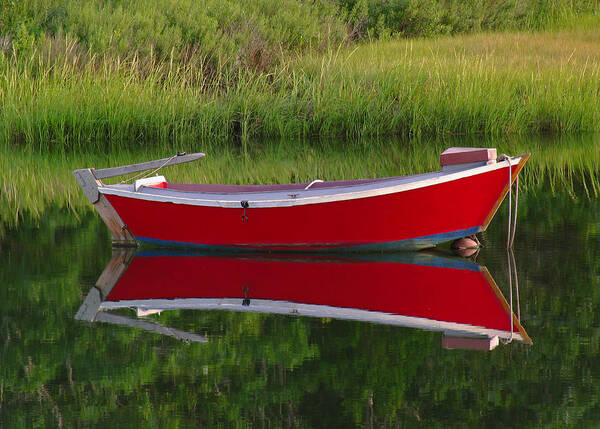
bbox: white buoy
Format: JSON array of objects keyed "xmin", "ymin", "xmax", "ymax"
[
  {"xmin": 451, "ymin": 237, "xmax": 479, "ymax": 250},
  {"xmin": 451, "ymin": 236, "xmax": 480, "ymax": 257}
]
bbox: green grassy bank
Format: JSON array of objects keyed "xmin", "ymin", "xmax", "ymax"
[
  {"xmin": 2, "ymin": 26, "xmax": 600, "ymax": 149},
  {"xmin": 1, "ymin": 1, "xmax": 599, "ymax": 149}
]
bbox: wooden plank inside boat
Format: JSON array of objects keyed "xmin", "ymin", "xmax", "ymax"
[{"xmin": 440, "ymin": 147, "xmax": 497, "ymax": 166}]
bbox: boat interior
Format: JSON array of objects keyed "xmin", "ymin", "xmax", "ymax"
[{"xmin": 161, "ymin": 177, "xmax": 398, "ymax": 193}]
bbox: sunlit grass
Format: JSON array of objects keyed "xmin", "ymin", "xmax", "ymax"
[
  {"xmin": 285, "ymin": 28, "xmax": 600, "ymax": 137},
  {"xmin": 2, "ymin": 27, "xmax": 599, "ymax": 149}
]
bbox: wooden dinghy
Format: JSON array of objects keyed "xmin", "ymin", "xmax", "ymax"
[
  {"xmin": 73, "ymin": 147, "xmax": 529, "ymax": 251},
  {"xmin": 76, "ymin": 250, "xmax": 531, "ymax": 350}
]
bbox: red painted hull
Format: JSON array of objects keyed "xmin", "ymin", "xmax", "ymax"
[
  {"xmin": 102, "ymin": 252, "xmax": 530, "ymax": 342},
  {"xmin": 101, "ymin": 156, "xmax": 528, "ymax": 251}
]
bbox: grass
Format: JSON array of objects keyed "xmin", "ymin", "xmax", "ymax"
[
  {"xmin": 1, "ymin": 2, "xmax": 598, "ymax": 230},
  {"xmin": 2, "ymin": 0, "xmax": 594, "ymax": 60},
  {"xmin": 1, "ymin": 134, "xmax": 598, "ymax": 233},
  {"xmin": 2, "ymin": 25, "xmax": 600, "ymax": 150},
  {"xmin": 1, "ymin": 0, "xmax": 345, "ymax": 68},
  {"xmin": 338, "ymin": 0, "xmax": 599, "ymax": 38},
  {"xmin": 285, "ymin": 27, "xmax": 600, "ymax": 137}
]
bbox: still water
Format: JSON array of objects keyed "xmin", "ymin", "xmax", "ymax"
[{"xmin": 2, "ymin": 171, "xmax": 600, "ymax": 427}]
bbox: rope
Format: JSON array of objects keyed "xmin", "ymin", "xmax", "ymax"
[
  {"xmin": 511, "ymin": 249, "xmax": 521, "ymax": 322},
  {"xmin": 118, "ymin": 153, "xmax": 179, "ymax": 184},
  {"xmin": 500, "ymin": 154, "xmax": 522, "ymax": 345},
  {"xmin": 501, "ymin": 154, "xmax": 520, "ymax": 250},
  {"xmin": 510, "ymin": 174, "xmax": 519, "ymax": 248},
  {"xmin": 502, "ymin": 248, "xmax": 516, "ymax": 344},
  {"xmin": 506, "ymin": 156, "xmax": 512, "ymax": 250}
]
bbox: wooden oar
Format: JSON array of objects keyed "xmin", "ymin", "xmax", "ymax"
[{"xmin": 94, "ymin": 152, "xmax": 205, "ymax": 179}]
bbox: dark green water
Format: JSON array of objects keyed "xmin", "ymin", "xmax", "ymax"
[{"xmin": 2, "ymin": 161, "xmax": 600, "ymax": 427}]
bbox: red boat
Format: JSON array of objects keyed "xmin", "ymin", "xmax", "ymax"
[
  {"xmin": 76, "ymin": 251, "xmax": 531, "ymax": 349},
  {"xmin": 73, "ymin": 147, "xmax": 528, "ymax": 251}
]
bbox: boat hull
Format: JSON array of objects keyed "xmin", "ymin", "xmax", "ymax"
[
  {"xmin": 100, "ymin": 156, "xmax": 527, "ymax": 251},
  {"xmin": 78, "ymin": 251, "xmax": 530, "ymax": 345}
]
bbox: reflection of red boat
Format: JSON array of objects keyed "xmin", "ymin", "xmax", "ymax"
[
  {"xmin": 73, "ymin": 148, "xmax": 528, "ymax": 251},
  {"xmin": 76, "ymin": 251, "xmax": 531, "ymax": 349}
]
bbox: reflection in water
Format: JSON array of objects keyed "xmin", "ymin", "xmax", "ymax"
[{"xmin": 76, "ymin": 250, "xmax": 531, "ymax": 350}]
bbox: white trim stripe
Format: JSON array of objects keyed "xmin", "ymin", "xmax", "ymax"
[
  {"xmin": 99, "ymin": 157, "xmax": 523, "ymax": 209},
  {"xmin": 100, "ymin": 297, "xmax": 524, "ymax": 342}
]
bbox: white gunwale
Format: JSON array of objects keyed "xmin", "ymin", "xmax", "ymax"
[
  {"xmin": 98, "ymin": 155, "xmax": 525, "ymax": 209},
  {"xmin": 99, "ymin": 297, "xmax": 525, "ymax": 342}
]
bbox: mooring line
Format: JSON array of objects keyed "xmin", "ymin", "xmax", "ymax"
[
  {"xmin": 502, "ymin": 248, "xmax": 515, "ymax": 344},
  {"xmin": 119, "ymin": 153, "xmax": 180, "ymax": 184},
  {"xmin": 501, "ymin": 154, "xmax": 519, "ymax": 250}
]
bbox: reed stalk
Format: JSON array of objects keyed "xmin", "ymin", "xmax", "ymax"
[{"xmin": 2, "ymin": 27, "xmax": 599, "ymax": 150}]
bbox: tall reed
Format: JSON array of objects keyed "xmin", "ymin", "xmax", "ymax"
[{"xmin": 1, "ymin": 28, "xmax": 599, "ymax": 149}]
